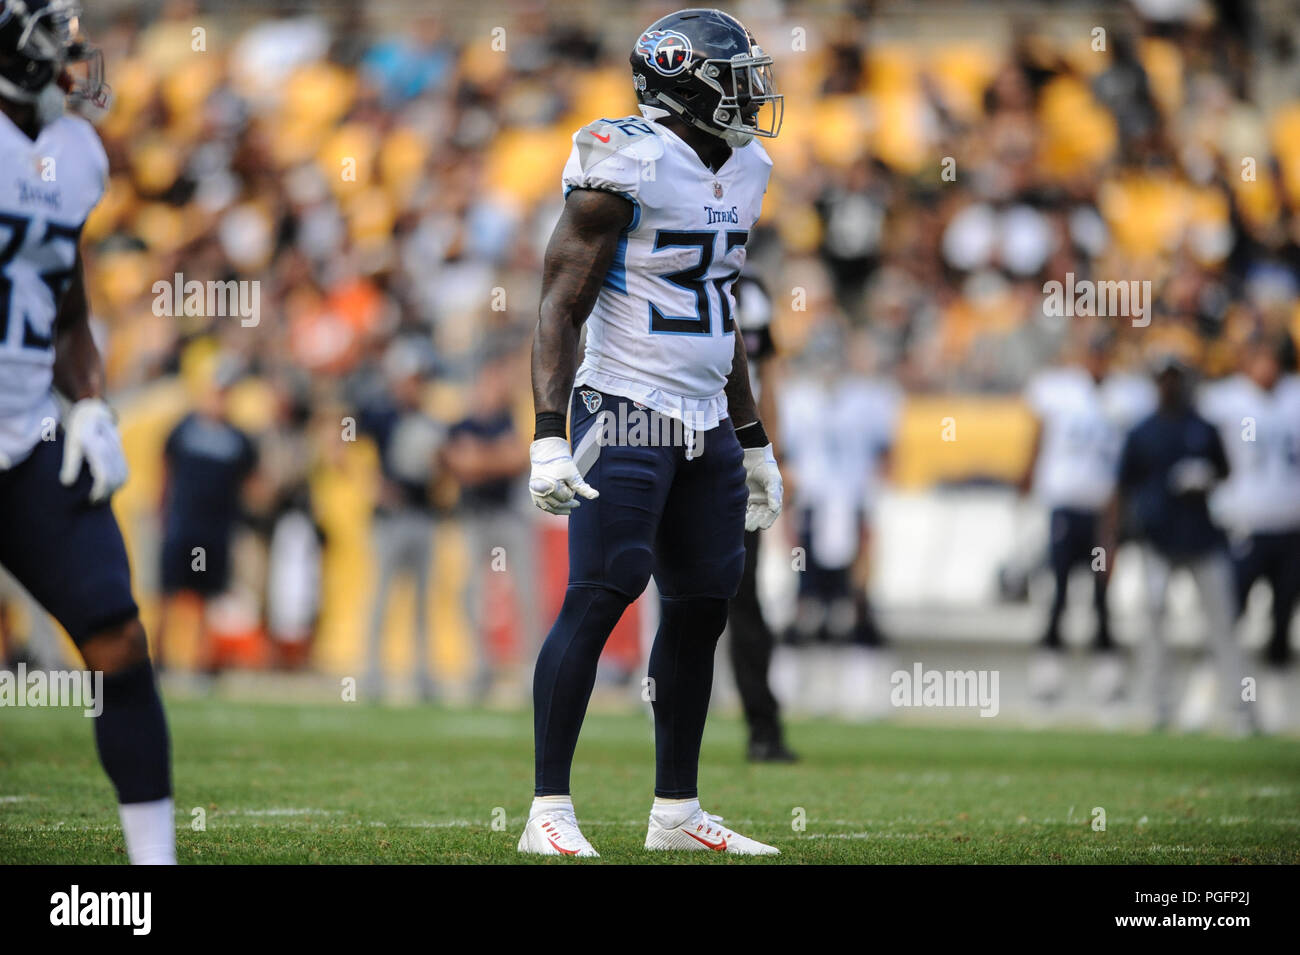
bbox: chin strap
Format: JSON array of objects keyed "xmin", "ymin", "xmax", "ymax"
[
  {"xmin": 0, "ymin": 72, "xmax": 41, "ymax": 104},
  {"xmin": 648, "ymin": 90, "xmax": 753, "ymax": 148}
]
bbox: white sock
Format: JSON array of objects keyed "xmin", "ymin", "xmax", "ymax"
[
  {"xmin": 651, "ymin": 796, "xmax": 700, "ymax": 826},
  {"xmin": 529, "ymin": 795, "xmax": 574, "ymax": 820},
  {"xmin": 119, "ymin": 798, "xmax": 176, "ymax": 865}
]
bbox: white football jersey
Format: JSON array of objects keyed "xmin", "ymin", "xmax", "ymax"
[
  {"xmin": 1199, "ymin": 374, "xmax": 1300, "ymax": 533},
  {"xmin": 1024, "ymin": 367, "xmax": 1156, "ymax": 510},
  {"xmin": 779, "ymin": 374, "xmax": 900, "ymax": 567},
  {"xmin": 780, "ymin": 375, "xmax": 901, "ymax": 507},
  {"xmin": 0, "ymin": 113, "xmax": 107, "ymax": 468},
  {"xmin": 562, "ymin": 109, "xmax": 772, "ymax": 431}
]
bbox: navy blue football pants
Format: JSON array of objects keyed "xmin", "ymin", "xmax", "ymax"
[
  {"xmin": 0, "ymin": 433, "xmax": 170, "ymax": 805},
  {"xmin": 1042, "ymin": 507, "xmax": 1112, "ymax": 652},
  {"xmin": 533, "ymin": 389, "xmax": 748, "ymax": 798},
  {"xmin": 1232, "ymin": 529, "xmax": 1300, "ymax": 667}
]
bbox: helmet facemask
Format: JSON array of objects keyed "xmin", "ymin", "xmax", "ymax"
[{"xmin": 696, "ymin": 48, "xmax": 782, "ymax": 147}]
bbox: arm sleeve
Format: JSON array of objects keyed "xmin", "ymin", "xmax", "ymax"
[
  {"xmin": 561, "ymin": 140, "xmax": 643, "ymax": 206},
  {"xmin": 560, "ymin": 121, "xmax": 649, "ymax": 235}
]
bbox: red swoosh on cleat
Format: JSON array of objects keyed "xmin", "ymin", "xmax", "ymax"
[
  {"xmin": 683, "ymin": 829, "xmax": 727, "ymax": 851},
  {"xmin": 591, "ymin": 131, "xmax": 611, "ymax": 142},
  {"xmin": 548, "ymin": 836, "xmax": 579, "ymax": 855}
]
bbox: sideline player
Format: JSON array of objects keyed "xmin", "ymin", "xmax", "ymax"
[
  {"xmin": 779, "ymin": 326, "xmax": 899, "ymax": 718},
  {"xmin": 1200, "ymin": 330, "xmax": 1300, "ymax": 726},
  {"xmin": 0, "ymin": 0, "xmax": 174, "ymax": 863},
  {"xmin": 1111, "ymin": 355, "xmax": 1254, "ymax": 734},
  {"xmin": 519, "ymin": 9, "xmax": 784, "ymax": 856},
  {"xmin": 1021, "ymin": 332, "xmax": 1154, "ymax": 702}
]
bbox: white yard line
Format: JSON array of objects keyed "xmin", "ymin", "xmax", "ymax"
[
  {"xmin": 222, "ymin": 808, "xmax": 341, "ymax": 817},
  {"xmin": 4, "ymin": 813, "xmax": 1297, "ymax": 832}
]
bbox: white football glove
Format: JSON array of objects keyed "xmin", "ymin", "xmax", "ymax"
[
  {"xmin": 529, "ymin": 437, "xmax": 599, "ymax": 515},
  {"xmin": 60, "ymin": 397, "xmax": 129, "ymax": 503},
  {"xmin": 743, "ymin": 443, "xmax": 783, "ymax": 531}
]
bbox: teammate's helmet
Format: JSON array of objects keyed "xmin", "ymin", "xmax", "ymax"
[
  {"xmin": 630, "ymin": 8, "xmax": 782, "ymax": 149},
  {"xmin": 0, "ymin": 0, "xmax": 106, "ymax": 110}
]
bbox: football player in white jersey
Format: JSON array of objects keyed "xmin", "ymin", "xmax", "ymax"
[
  {"xmin": 1200, "ymin": 330, "xmax": 1300, "ymax": 723},
  {"xmin": 0, "ymin": 1, "xmax": 174, "ymax": 863},
  {"xmin": 519, "ymin": 9, "xmax": 784, "ymax": 857},
  {"xmin": 779, "ymin": 326, "xmax": 900, "ymax": 718},
  {"xmin": 1021, "ymin": 332, "xmax": 1155, "ymax": 703}
]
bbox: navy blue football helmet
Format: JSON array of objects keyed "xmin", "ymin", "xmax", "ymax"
[
  {"xmin": 0, "ymin": 0, "xmax": 106, "ymax": 111},
  {"xmin": 630, "ymin": 8, "xmax": 782, "ymax": 148}
]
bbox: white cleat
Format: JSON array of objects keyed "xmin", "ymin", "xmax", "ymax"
[
  {"xmin": 645, "ymin": 808, "xmax": 779, "ymax": 856},
  {"xmin": 517, "ymin": 807, "xmax": 600, "ymax": 858},
  {"xmin": 1088, "ymin": 652, "xmax": 1126, "ymax": 704},
  {"xmin": 1255, "ymin": 670, "xmax": 1286, "ymax": 735},
  {"xmin": 1177, "ymin": 663, "xmax": 1217, "ymax": 733},
  {"xmin": 1028, "ymin": 650, "xmax": 1066, "ymax": 703}
]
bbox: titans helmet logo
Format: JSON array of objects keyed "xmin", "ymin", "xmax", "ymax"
[{"xmin": 637, "ymin": 29, "xmax": 692, "ymax": 76}]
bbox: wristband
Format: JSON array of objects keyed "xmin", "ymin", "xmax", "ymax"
[
  {"xmin": 735, "ymin": 420, "xmax": 769, "ymax": 449},
  {"xmin": 534, "ymin": 411, "xmax": 567, "ymax": 441}
]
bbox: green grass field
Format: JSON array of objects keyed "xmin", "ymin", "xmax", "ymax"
[{"xmin": 2, "ymin": 698, "xmax": 1298, "ymax": 863}]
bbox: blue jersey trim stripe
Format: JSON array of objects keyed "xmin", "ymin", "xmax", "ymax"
[
  {"xmin": 603, "ymin": 234, "xmax": 629, "ymax": 294},
  {"xmin": 562, "ymin": 186, "xmax": 638, "ymax": 295}
]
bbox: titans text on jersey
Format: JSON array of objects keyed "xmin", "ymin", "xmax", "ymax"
[
  {"xmin": 562, "ymin": 109, "xmax": 772, "ymax": 431},
  {"xmin": 0, "ymin": 110, "xmax": 107, "ymax": 466}
]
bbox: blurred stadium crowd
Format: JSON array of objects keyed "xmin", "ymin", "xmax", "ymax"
[{"xmin": 2, "ymin": 0, "xmax": 1299, "ymax": 721}]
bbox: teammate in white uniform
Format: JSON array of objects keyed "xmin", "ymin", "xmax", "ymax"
[
  {"xmin": 519, "ymin": 9, "xmax": 785, "ymax": 857},
  {"xmin": 1021, "ymin": 334, "xmax": 1155, "ymax": 702},
  {"xmin": 0, "ymin": 0, "xmax": 174, "ymax": 863},
  {"xmin": 779, "ymin": 328, "xmax": 899, "ymax": 718},
  {"xmin": 1200, "ymin": 331, "xmax": 1300, "ymax": 718}
]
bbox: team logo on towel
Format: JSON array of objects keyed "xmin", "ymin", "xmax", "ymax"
[{"xmin": 580, "ymin": 390, "xmax": 603, "ymax": 412}]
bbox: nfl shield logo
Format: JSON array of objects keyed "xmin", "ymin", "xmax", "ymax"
[{"xmin": 712, "ymin": 181, "xmax": 724, "ymax": 199}]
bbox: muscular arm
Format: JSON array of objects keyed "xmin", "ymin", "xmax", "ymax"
[
  {"xmin": 755, "ymin": 354, "xmax": 779, "ymax": 451},
  {"xmin": 50, "ymin": 250, "xmax": 128, "ymax": 502},
  {"xmin": 52, "ymin": 252, "xmax": 105, "ymax": 402},
  {"xmin": 531, "ymin": 189, "xmax": 633, "ymax": 418},
  {"xmin": 725, "ymin": 331, "xmax": 760, "ymax": 430},
  {"xmin": 1018, "ymin": 417, "xmax": 1042, "ymax": 495}
]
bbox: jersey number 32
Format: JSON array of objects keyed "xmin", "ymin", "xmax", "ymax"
[{"xmin": 649, "ymin": 229, "xmax": 747, "ymax": 336}]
